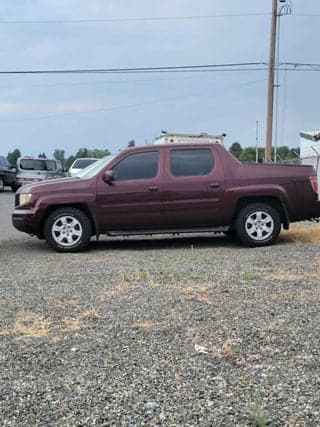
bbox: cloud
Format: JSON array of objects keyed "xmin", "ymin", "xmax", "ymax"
[{"xmin": 0, "ymin": 100, "xmax": 102, "ymax": 116}]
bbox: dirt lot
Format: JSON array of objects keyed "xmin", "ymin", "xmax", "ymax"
[{"xmin": 1, "ymin": 192, "xmax": 320, "ymax": 426}]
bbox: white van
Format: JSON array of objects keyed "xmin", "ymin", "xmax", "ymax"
[{"xmin": 15, "ymin": 157, "xmax": 66, "ymax": 188}]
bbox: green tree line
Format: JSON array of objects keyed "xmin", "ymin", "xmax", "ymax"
[
  {"xmin": 229, "ymin": 142, "xmax": 300, "ymax": 163},
  {"xmin": 6, "ymin": 140, "xmax": 136, "ymax": 169}
]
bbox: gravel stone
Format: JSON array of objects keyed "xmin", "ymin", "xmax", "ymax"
[{"xmin": 1, "ymin": 193, "xmax": 320, "ymax": 425}]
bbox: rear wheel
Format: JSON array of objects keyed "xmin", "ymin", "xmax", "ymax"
[
  {"xmin": 44, "ymin": 207, "xmax": 92, "ymax": 252},
  {"xmin": 0, "ymin": 177, "xmax": 4, "ymax": 192},
  {"xmin": 235, "ymin": 203, "xmax": 281, "ymax": 247}
]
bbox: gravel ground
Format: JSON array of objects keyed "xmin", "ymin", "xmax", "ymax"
[
  {"xmin": 1, "ymin": 194, "xmax": 320, "ymax": 426},
  {"xmin": 0, "ymin": 191, "xmax": 23, "ymax": 242}
]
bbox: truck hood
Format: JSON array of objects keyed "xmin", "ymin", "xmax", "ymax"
[{"xmin": 17, "ymin": 177, "xmax": 93, "ymax": 194}]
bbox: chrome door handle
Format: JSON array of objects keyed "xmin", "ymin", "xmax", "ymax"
[
  {"xmin": 148, "ymin": 186, "xmax": 159, "ymax": 191},
  {"xmin": 209, "ymin": 183, "xmax": 220, "ymax": 189}
]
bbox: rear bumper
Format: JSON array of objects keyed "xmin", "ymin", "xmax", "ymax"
[{"xmin": 299, "ymin": 200, "xmax": 320, "ymax": 221}]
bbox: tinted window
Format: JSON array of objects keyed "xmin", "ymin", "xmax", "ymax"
[
  {"xmin": 113, "ymin": 151, "xmax": 159, "ymax": 181},
  {"xmin": 170, "ymin": 149, "xmax": 214, "ymax": 177},
  {"xmin": 72, "ymin": 159, "xmax": 97, "ymax": 169},
  {"xmin": 19, "ymin": 159, "xmax": 57, "ymax": 171}
]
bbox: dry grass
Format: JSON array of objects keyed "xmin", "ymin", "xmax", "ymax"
[
  {"xmin": 187, "ymin": 327, "xmax": 242, "ymax": 359},
  {"xmin": 50, "ymin": 299, "xmax": 79, "ymax": 309},
  {"xmin": 81, "ymin": 309, "xmax": 100, "ymax": 320},
  {"xmin": 0, "ymin": 327, "xmax": 11, "ymax": 337},
  {"xmin": 131, "ymin": 320, "xmax": 157, "ymax": 329},
  {"xmin": 281, "ymin": 222, "xmax": 320, "ymax": 243},
  {"xmin": 50, "ymin": 336, "xmax": 62, "ymax": 345},
  {"xmin": 62, "ymin": 317, "xmax": 82, "ymax": 332},
  {"xmin": 13, "ymin": 312, "xmax": 51, "ymax": 337},
  {"xmin": 266, "ymin": 268, "xmax": 319, "ymax": 283},
  {"xmin": 99, "ymin": 281, "xmax": 132, "ymax": 300},
  {"xmin": 209, "ymin": 338, "xmax": 242, "ymax": 359},
  {"xmin": 182, "ymin": 286, "xmax": 212, "ymax": 305}
]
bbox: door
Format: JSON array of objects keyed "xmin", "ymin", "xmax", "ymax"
[
  {"xmin": 162, "ymin": 147, "xmax": 224, "ymax": 226},
  {"xmin": 96, "ymin": 150, "xmax": 164, "ymax": 230}
]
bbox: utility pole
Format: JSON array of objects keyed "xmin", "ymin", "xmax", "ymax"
[
  {"xmin": 265, "ymin": 0, "xmax": 278, "ymax": 163},
  {"xmin": 265, "ymin": 0, "xmax": 290, "ymax": 163}
]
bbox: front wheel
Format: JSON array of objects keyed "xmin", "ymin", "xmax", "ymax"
[
  {"xmin": 0, "ymin": 177, "xmax": 4, "ymax": 192},
  {"xmin": 235, "ymin": 203, "xmax": 281, "ymax": 247},
  {"xmin": 44, "ymin": 207, "xmax": 92, "ymax": 252}
]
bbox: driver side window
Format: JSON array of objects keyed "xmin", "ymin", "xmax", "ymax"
[{"xmin": 113, "ymin": 151, "xmax": 159, "ymax": 181}]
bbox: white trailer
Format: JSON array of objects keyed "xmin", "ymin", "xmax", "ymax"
[{"xmin": 300, "ymin": 131, "xmax": 320, "ymax": 195}]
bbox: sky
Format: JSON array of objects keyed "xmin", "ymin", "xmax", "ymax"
[{"xmin": 0, "ymin": 0, "xmax": 319, "ymax": 158}]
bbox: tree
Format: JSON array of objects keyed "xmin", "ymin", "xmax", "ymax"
[
  {"xmin": 38, "ymin": 152, "xmax": 47, "ymax": 158},
  {"xmin": 229, "ymin": 142, "xmax": 242, "ymax": 159},
  {"xmin": 53, "ymin": 149, "xmax": 65, "ymax": 167},
  {"xmin": 128, "ymin": 139, "xmax": 135, "ymax": 148},
  {"xmin": 7, "ymin": 149, "xmax": 21, "ymax": 166},
  {"xmin": 66, "ymin": 155, "xmax": 76, "ymax": 170},
  {"xmin": 239, "ymin": 147, "xmax": 257, "ymax": 163}
]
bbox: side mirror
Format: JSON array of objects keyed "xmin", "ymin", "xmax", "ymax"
[{"xmin": 103, "ymin": 170, "xmax": 115, "ymax": 185}]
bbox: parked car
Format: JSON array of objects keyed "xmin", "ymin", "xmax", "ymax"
[
  {"xmin": 68, "ymin": 158, "xmax": 98, "ymax": 177},
  {"xmin": 12, "ymin": 143, "xmax": 320, "ymax": 252},
  {"xmin": 15, "ymin": 157, "xmax": 66, "ymax": 188},
  {"xmin": 0, "ymin": 155, "xmax": 17, "ymax": 192}
]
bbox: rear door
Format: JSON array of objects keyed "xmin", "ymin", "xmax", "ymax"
[
  {"xmin": 162, "ymin": 146, "xmax": 224, "ymax": 226},
  {"xmin": 96, "ymin": 149, "xmax": 164, "ymax": 230}
]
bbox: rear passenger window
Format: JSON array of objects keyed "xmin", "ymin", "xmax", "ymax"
[
  {"xmin": 170, "ymin": 149, "xmax": 214, "ymax": 177},
  {"xmin": 113, "ymin": 151, "xmax": 159, "ymax": 181}
]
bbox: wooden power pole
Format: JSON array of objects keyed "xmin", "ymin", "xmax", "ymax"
[{"xmin": 265, "ymin": 0, "xmax": 278, "ymax": 162}]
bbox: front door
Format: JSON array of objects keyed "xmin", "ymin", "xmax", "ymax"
[{"xmin": 96, "ymin": 150, "xmax": 163, "ymax": 231}]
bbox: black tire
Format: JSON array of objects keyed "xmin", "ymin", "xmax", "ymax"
[
  {"xmin": 11, "ymin": 183, "xmax": 19, "ymax": 192},
  {"xmin": 0, "ymin": 177, "xmax": 4, "ymax": 192},
  {"xmin": 44, "ymin": 207, "xmax": 92, "ymax": 252},
  {"xmin": 223, "ymin": 229, "xmax": 237, "ymax": 238},
  {"xmin": 235, "ymin": 203, "xmax": 281, "ymax": 247}
]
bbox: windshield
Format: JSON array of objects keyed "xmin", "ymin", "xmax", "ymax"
[
  {"xmin": 72, "ymin": 158, "xmax": 97, "ymax": 169},
  {"xmin": 19, "ymin": 159, "xmax": 57, "ymax": 171},
  {"xmin": 76, "ymin": 155, "xmax": 115, "ymax": 179}
]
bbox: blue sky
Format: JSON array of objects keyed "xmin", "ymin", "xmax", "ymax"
[{"xmin": 0, "ymin": 0, "xmax": 319, "ymax": 157}]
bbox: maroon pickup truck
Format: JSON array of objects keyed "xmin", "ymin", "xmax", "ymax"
[{"xmin": 12, "ymin": 143, "xmax": 320, "ymax": 252}]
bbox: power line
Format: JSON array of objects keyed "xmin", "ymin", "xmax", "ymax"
[
  {"xmin": 0, "ymin": 13, "xmax": 270, "ymax": 25},
  {"xmin": 0, "ymin": 62, "xmax": 319, "ymax": 76},
  {"xmin": 0, "ymin": 63, "xmax": 268, "ymax": 75}
]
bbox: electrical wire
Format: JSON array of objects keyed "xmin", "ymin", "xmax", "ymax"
[
  {"xmin": 0, "ymin": 62, "xmax": 320, "ymax": 76},
  {"xmin": 0, "ymin": 13, "xmax": 270, "ymax": 25},
  {"xmin": 0, "ymin": 62, "xmax": 267, "ymax": 75}
]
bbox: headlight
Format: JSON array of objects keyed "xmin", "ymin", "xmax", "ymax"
[{"xmin": 19, "ymin": 193, "xmax": 32, "ymax": 206}]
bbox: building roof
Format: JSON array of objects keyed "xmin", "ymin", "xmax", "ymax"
[
  {"xmin": 154, "ymin": 131, "xmax": 226, "ymax": 143},
  {"xmin": 300, "ymin": 131, "xmax": 320, "ymax": 142}
]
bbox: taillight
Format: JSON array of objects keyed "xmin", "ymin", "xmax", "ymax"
[
  {"xmin": 310, "ymin": 176, "xmax": 318, "ymax": 194},
  {"xmin": 16, "ymin": 177, "xmax": 43, "ymax": 182}
]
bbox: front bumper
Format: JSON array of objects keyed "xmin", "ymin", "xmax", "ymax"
[{"xmin": 12, "ymin": 208, "xmax": 40, "ymax": 235}]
